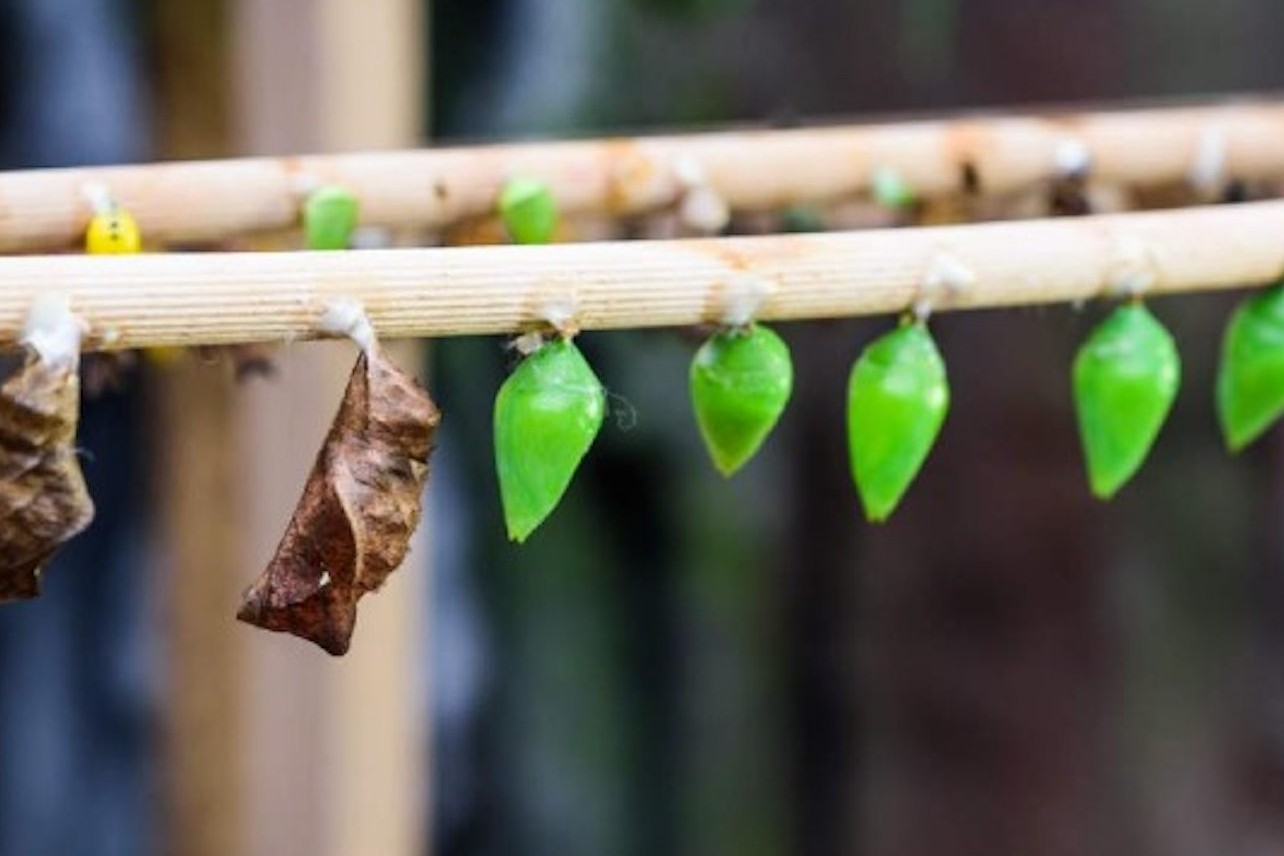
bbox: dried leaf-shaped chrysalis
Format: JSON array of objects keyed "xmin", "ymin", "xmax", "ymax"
[
  {"xmin": 303, "ymin": 185, "xmax": 360, "ymax": 251},
  {"xmin": 498, "ymin": 177, "xmax": 558, "ymax": 245},
  {"xmin": 847, "ymin": 321, "xmax": 949, "ymax": 522},
  {"xmin": 1217, "ymin": 283, "xmax": 1284, "ymax": 452},
  {"xmin": 690, "ymin": 323, "xmax": 793, "ymax": 476},
  {"xmin": 237, "ymin": 345, "xmax": 439, "ymax": 654},
  {"xmin": 494, "ymin": 338, "xmax": 605, "ymax": 542},
  {"xmin": 0, "ymin": 356, "xmax": 94, "ymax": 602},
  {"xmin": 1073, "ymin": 303, "xmax": 1181, "ymax": 499}
]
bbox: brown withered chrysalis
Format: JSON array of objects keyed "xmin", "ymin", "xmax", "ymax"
[
  {"xmin": 237, "ymin": 344, "xmax": 440, "ymax": 655},
  {"xmin": 0, "ymin": 354, "xmax": 94, "ymax": 602}
]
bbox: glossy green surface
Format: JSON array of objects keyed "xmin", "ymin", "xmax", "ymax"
[
  {"xmin": 847, "ymin": 321, "xmax": 949, "ymax": 523},
  {"xmin": 1217, "ymin": 284, "xmax": 1284, "ymax": 452},
  {"xmin": 1073, "ymin": 303, "xmax": 1181, "ymax": 499},
  {"xmin": 494, "ymin": 339, "xmax": 606, "ymax": 542},
  {"xmin": 690, "ymin": 324, "xmax": 793, "ymax": 476},
  {"xmin": 303, "ymin": 185, "xmax": 359, "ymax": 251},
  {"xmin": 498, "ymin": 177, "xmax": 558, "ymax": 245}
]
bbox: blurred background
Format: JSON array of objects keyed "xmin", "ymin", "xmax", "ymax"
[{"xmin": 3, "ymin": 1, "xmax": 1284, "ymax": 855}]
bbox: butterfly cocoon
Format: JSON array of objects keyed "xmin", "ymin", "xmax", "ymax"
[
  {"xmin": 1073, "ymin": 303, "xmax": 1180, "ymax": 499},
  {"xmin": 690, "ymin": 324, "xmax": 793, "ymax": 476},
  {"xmin": 85, "ymin": 208, "xmax": 141, "ymax": 255},
  {"xmin": 498, "ymin": 177, "xmax": 558, "ymax": 245},
  {"xmin": 1217, "ymin": 284, "xmax": 1284, "ymax": 452},
  {"xmin": 303, "ymin": 185, "xmax": 360, "ymax": 251},
  {"xmin": 494, "ymin": 338, "xmax": 605, "ymax": 542},
  {"xmin": 238, "ymin": 345, "xmax": 439, "ymax": 655},
  {"xmin": 847, "ymin": 321, "xmax": 949, "ymax": 523},
  {"xmin": 0, "ymin": 356, "xmax": 94, "ymax": 602}
]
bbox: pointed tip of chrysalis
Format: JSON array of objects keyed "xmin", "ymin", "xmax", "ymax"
[
  {"xmin": 855, "ymin": 483, "xmax": 903, "ymax": 524},
  {"xmin": 1221, "ymin": 418, "xmax": 1254, "ymax": 455},
  {"xmin": 861, "ymin": 505, "xmax": 893, "ymax": 525},
  {"xmin": 1085, "ymin": 456, "xmax": 1135, "ymax": 500},
  {"xmin": 711, "ymin": 456, "xmax": 745, "ymax": 479},
  {"xmin": 504, "ymin": 516, "xmax": 538, "ymax": 544},
  {"xmin": 1217, "ymin": 402, "xmax": 1279, "ymax": 454},
  {"xmin": 1089, "ymin": 480, "xmax": 1122, "ymax": 502}
]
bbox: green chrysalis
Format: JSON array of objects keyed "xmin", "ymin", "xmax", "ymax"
[
  {"xmin": 303, "ymin": 185, "xmax": 359, "ymax": 251},
  {"xmin": 690, "ymin": 323, "xmax": 793, "ymax": 476},
  {"xmin": 1217, "ymin": 283, "xmax": 1284, "ymax": 452},
  {"xmin": 847, "ymin": 321, "xmax": 949, "ymax": 522},
  {"xmin": 1073, "ymin": 302, "xmax": 1180, "ymax": 499},
  {"xmin": 870, "ymin": 167, "xmax": 917, "ymax": 210},
  {"xmin": 498, "ymin": 177, "xmax": 558, "ymax": 245},
  {"xmin": 494, "ymin": 338, "xmax": 605, "ymax": 542}
]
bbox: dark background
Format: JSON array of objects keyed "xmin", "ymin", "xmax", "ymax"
[{"xmin": 4, "ymin": 1, "xmax": 1284, "ymax": 855}]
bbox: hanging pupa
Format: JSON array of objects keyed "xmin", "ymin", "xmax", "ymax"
[
  {"xmin": 690, "ymin": 323, "xmax": 793, "ymax": 476},
  {"xmin": 1216, "ymin": 282, "xmax": 1284, "ymax": 452},
  {"xmin": 238, "ymin": 304, "xmax": 440, "ymax": 655},
  {"xmin": 1073, "ymin": 302, "xmax": 1180, "ymax": 499},
  {"xmin": 847, "ymin": 319, "xmax": 950, "ymax": 522},
  {"xmin": 494, "ymin": 337, "xmax": 605, "ymax": 542},
  {"xmin": 303, "ymin": 184, "xmax": 360, "ymax": 251},
  {"xmin": 84, "ymin": 197, "xmax": 141, "ymax": 255},
  {"xmin": 0, "ymin": 297, "xmax": 94, "ymax": 603},
  {"xmin": 498, "ymin": 177, "xmax": 558, "ymax": 245}
]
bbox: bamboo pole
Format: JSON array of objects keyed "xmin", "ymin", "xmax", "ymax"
[
  {"xmin": 1, "ymin": 200, "xmax": 1282, "ymax": 349},
  {"xmin": 1, "ymin": 99, "xmax": 1283, "ymax": 252}
]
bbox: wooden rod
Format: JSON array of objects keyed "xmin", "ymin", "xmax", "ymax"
[
  {"xmin": 2, "ymin": 201, "xmax": 1283, "ymax": 350},
  {"xmin": 3, "ymin": 99, "xmax": 1284, "ymax": 252}
]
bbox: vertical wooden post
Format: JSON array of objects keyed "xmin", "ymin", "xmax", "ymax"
[
  {"xmin": 150, "ymin": 4, "xmax": 244, "ymax": 856},
  {"xmin": 153, "ymin": 1, "xmax": 429, "ymax": 854}
]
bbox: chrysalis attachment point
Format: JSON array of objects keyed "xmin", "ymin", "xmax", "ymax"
[
  {"xmin": 319, "ymin": 299, "xmax": 377, "ymax": 357},
  {"xmin": 673, "ymin": 156, "xmax": 730, "ymax": 234},
  {"xmin": 1190, "ymin": 124, "xmax": 1228, "ymax": 198},
  {"xmin": 914, "ymin": 253, "xmax": 975, "ymax": 321},
  {"xmin": 1105, "ymin": 236, "xmax": 1159, "ymax": 299},
  {"xmin": 718, "ymin": 273, "xmax": 773, "ymax": 329},
  {"xmin": 1054, "ymin": 138, "xmax": 1093, "ymax": 178}
]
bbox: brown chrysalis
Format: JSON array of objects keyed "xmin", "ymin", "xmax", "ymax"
[
  {"xmin": 0, "ymin": 355, "xmax": 94, "ymax": 602},
  {"xmin": 237, "ymin": 344, "xmax": 440, "ymax": 655}
]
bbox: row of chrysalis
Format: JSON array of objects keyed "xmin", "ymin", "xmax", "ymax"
[
  {"xmin": 493, "ymin": 179, "xmax": 1284, "ymax": 538},
  {"xmin": 10, "ymin": 178, "xmax": 1284, "ymax": 654},
  {"xmin": 59, "ymin": 181, "xmax": 1284, "ymax": 547}
]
